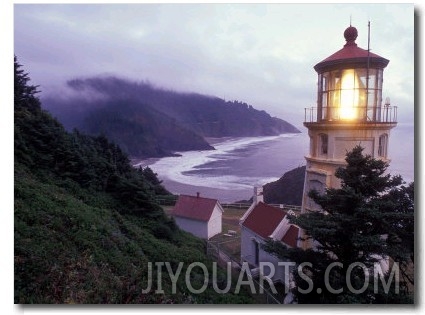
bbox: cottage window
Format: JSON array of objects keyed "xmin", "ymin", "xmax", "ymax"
[{"xmin": 253, "ymin": 240, "xmax": 259, "ymax": 266}]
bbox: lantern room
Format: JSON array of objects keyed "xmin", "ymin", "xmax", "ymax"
[
  {"xmin": 298, "ymin": 24, "xmax": 398, "ymax": 250},
  {"xmin": 305, "ymin": 25, "xmax": 397, "ymax": 123},
  {"xmin": 300, "ymin": 23, "xmax": 398, "ymax": 204}
]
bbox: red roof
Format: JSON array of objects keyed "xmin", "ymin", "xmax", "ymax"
[
  {"xmin": 172, "ymin": 194, "xmax": 220, "ymax": 222},
  {"xmin": 241, "ymin": 202, "xmax": 287, "ymax": 239},
  {"xmin": 281, "ymin": 225, "xmax": 299, "ymax": 248},
  {"xmin": 318, "ymin": 44, "xmax": 384, "ymax": 64},
  {"xmin": 314, "ymin": 25, "xmax": 389, "ymax": 72}
]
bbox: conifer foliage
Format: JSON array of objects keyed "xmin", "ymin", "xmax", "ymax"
[
  {"xmin": 14, "ymin": 55, "xmax": 41, "ymax": 112},
  {"xmin": 14, "ymin": 56, "xmax": 169, "ymax": 215},
  {"xmin": 265, "ymin": 146, "xmax": 414, "ymax": 303},
  {"xmin": 14, "ymin": 56, "xmax": 254, "ymax": 304}
]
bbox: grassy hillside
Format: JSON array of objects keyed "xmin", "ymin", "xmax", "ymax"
[
  {"xmin": 15, "ymin": 166, "xmax": 252, "ymax": 303},
  {"xmin": 14, "ymin": 57, "xmax": 252, "ymax": 304}
]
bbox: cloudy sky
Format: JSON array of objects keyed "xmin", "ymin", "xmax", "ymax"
[{"xmin": 13, "ymin": 2, "xmax": 414, "ymax": 128}]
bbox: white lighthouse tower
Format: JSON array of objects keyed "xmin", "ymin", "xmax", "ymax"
[{"xmin": 299, "ymin": 25, "xmax": 397, "ymax": 249}]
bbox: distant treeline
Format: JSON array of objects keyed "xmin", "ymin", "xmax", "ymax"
[{"xmin": 43, "ymin": 76, "xmax": 300, "ymax": 158}]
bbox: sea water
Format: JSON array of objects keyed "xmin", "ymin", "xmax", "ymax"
[{"xmin": 139, "ymin": 124, "xmax": 414, "ymax": 202}]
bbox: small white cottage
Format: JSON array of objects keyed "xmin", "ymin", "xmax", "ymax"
[
  {"xmin": 240, "ymin": 187, "xmax": 299, "ymax": 287},
  {"xmin": 172, "ymin": 193, "xmax": 223, "ymax": 240}
]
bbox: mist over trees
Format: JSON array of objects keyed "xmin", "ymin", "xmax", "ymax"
[
  {"xmin": 43, "ymin": 76, "xmax": 300, "ymax": 158},
  {"xmin": 14, "ymin": 56, "xmax": 171, "ymax": 215},
  {"xmin": 14, "ymin": 56, "xmax": 255, "ymax": 304}
]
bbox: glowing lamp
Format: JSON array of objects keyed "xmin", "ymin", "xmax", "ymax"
[
  {"xmin": 335, "ymin": 68, "xmax": 366, "ymax": 120},
  {"xmin": 310, "ymin": 25, "xmax": 389, "ymax": 123}
]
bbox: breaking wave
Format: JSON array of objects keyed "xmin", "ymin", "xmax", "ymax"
[{"xmin": 140, "ymin": 133, "xmax": 305, "ymax": 190}]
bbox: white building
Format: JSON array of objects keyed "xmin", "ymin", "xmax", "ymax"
[
  {"xmin": 240, "ymin": 187, "xmax": 299, "ymax": 287},
  {"xmin": 172, "ymin": 193, "xmax": 223, "ymax": 240},
  {"xmin": 300, "ymin": 25, "xmax": 397, "ymax": 252}
]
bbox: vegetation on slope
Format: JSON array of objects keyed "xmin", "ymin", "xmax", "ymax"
[
  {"xmin": 15, "ymin": 168, "xmax": 253, "ymax": 303},
  {"xmin": 80, "ymin": 100, "xmax": 214, "ymax": 158},
  {"xmin": 14, "ymin": 57, "xmax": 252, "ymax": 304},
  {"xmin": 263, "ymin": 166, "xmax": 306, "ymax": 206},
  {"xmin": 43, "ymin": 76, "xmax": 300, "ymax": 158}
]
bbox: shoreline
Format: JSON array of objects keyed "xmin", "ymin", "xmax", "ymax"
[
  {"xmin": 132, "ymin": 133, "xmax": 302, "ymax": 167},
  {"xmin": 131, "ymin": 134, "xmax": 307, "ymax": 203},
  {"xmin": 131, "ymin": 127, "xmax": 414, "ymax": 203},
  {"xmin": 131, "ymin": 157, "xmax": 161, "ymax": 168},
  {"xmin": 204, "ymin": 136, "xmax": 235, "ymax": 146},
  {"xmin": 159, "ymin": 177, "xmax": 252, "ymax": 203}
]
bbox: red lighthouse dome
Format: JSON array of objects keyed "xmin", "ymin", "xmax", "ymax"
[
  {"xmin": 314, "ymin": 25, "xmax": 389, "ymax": 73},
  {"xmin": 306, "ymin": 25, "xmax": 395, "ymax": 124},
  {"xmin": 344, "ymin": 25, "xmax": 358, "ymax": 44}
]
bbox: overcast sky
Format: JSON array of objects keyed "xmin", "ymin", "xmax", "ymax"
[{"xmin": 13, "ymin": 3, "xmax": 414, "ymax": 128}]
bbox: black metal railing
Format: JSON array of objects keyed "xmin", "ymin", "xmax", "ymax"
[{"xmin": 304, "ymin": 106, "xmax": 397, "ymax": 123}]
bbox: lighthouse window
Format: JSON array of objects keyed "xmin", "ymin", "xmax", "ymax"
[
  {"xmin": 318, "ymin": 68, "xmax": 385, "ymax": 122},
  {"xmin": 308, "ymin": 179, "xmax": 325, "ymax": 211},
  {"xmin": 319, "ymin": 133, "xmax": 328, "ymax": 155},
  {"xmin": 378, "ymin": 134, "xmax": 388, "ymax": 157}
]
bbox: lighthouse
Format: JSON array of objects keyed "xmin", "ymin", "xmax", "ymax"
[{"xmin": 299, "ymin": 24, "xmax": 397, "ymax": 248}]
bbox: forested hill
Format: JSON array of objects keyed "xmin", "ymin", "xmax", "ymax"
[
  {"xmin": 14, "ymin": 57, "xmax": 253, "ymax": 303},
  {"xmin": 43, "ymin": 76, "xmax": 300, "ymax": 158},
  {"xmin": 263, "ymin": 166, "xmax": 306, "ymax": 206}
]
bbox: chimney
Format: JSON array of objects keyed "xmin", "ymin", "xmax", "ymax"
[
  {"xmin": 253, "ymin": 186, "xmax": 264, "ymax": 205},
  {"xmin": 196, "ymin": 192, "xmax": 200, "ymax": 198}
]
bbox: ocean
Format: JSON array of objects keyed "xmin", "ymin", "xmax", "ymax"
[{"xmin": 137, "ymin": 124, "xmax": 415, "ymax": 203}]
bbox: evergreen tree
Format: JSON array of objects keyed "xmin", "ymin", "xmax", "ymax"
[
  {"xmin": 14, "ymin": 55, "xmax": 41, "ymax": 112},
  {"xmin": 14, "ymin": 56, "xmax": 170, "ymax": 216},
  {"xmin": 265, "ymin": 146, "xmax": 414, "ymax": 303},
  {"xmin": 140, "ymin": 166, "xmax": 170, "ymax": 195}
]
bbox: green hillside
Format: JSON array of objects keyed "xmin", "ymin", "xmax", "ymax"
[
  {"xmin": 14, "ymin": 57, "xmax": 252, "ymax": 304},
  {"xmin": 15, "ymin": 167, "xmax": 253, "ymax": 303}
]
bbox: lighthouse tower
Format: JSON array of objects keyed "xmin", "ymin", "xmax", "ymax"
[{"xmin": 299, "ymin": 25, "xmax": 397, "ymax": 248}]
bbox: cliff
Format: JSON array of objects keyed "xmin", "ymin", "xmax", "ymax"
[{"xmin": 263, "ymin": 166, "xmax": 306, "ymax": 206}]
